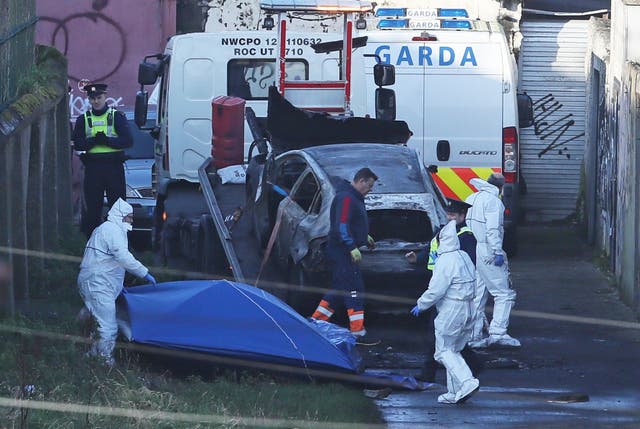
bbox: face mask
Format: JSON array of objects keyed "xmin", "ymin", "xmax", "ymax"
[{"xmin": 121, "ymin": 214, "xmax": 133, "ymax": 232}]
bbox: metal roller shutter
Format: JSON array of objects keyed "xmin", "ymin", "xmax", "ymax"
[{"xmin": 519, "ymin": 19, "xmax": 589, "ymax": 221}]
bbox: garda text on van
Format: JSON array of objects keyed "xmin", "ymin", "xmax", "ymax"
[{"xmin": 374, "ymin": 44, "xmax": 479, "ymax": 67}]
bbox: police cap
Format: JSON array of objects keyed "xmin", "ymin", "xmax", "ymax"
[
  {"xmin": 444, "ymin": 197, "xmax": 472, "ymax": 214},
  {"xmin": 85, "ymin": 83, "xmax": 108, "ymax": 96}
]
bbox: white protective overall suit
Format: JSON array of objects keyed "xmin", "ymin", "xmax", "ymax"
[
  {"xmin": 416, "ymin": 220, "xmax": 480, "ymax": 404},
  {"xmin": 465, "ymin": 178, "xmax": 519, "ymax": 347},
  {"xmin": 77, "ymin": 198, "xmax": 148, "ymax": 364}
]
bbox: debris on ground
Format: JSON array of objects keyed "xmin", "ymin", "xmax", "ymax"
[
  {"xmin": 547, "ymin": 393, "xmax": 590, "ymax": 403},
  {"xmin": 364, "ymin": 388, "xmax": 393, "ymax": 399}
]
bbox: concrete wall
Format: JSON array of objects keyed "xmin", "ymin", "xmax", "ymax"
[
  {"xmin": 35, "ymin": 0, "xmax": 176, "ymax": 118},
  {"xmin": 0, "ymin": 45, "xmax": 71, "ymax": 316},
  {"xmin": 583, "ymin": 18, "xmax": 609, "ymax": 246},
  {"xmin": 585, "ymin": 0, "xmax": 640, "ymax": 315}
]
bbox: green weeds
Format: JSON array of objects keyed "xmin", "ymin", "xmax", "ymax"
[{"xmin": 0, "ymin": 233, "xmax": 382, "ymax": 428}]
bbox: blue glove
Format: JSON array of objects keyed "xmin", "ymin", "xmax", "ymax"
[
  {"xmin": 410, "ymin": 305, "xmax": 421, "ymax": 317},
  {"xmin": 144, "ymin": 273, "xmax": 157, "ymax": 286},
  {"xmin": 494, "ymin": 254, "xmax": 504, "ymax": 267}
]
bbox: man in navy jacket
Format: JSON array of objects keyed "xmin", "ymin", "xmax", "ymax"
[{"xmin": 311, "ymin": 168, "xmax": 378, "ymax": 337}]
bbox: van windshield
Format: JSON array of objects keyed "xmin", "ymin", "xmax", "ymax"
[{"xmin": 227, "ymin": 59, "xmax": 308, "ymax": 100}]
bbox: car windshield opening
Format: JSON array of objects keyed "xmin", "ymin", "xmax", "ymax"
[{"xmin": 368, "ymin": 209, "xmax": 433, "ymax": 242}]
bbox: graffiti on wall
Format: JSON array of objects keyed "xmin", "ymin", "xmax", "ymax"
[
  {"xmin": 533, "ymin": 93, "xmax": 585, "ymax": 159},
  {"xmin": 37, "ymin": 0, "xmax": 129, "ymax": 116}
]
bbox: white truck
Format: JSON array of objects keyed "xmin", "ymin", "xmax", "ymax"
[{"xmin": 134, "ymin": 2, "xmax": 532, "ymax": 276}]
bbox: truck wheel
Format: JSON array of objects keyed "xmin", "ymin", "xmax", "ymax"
[
  {"xmin": 151, "ymin": 196, "xmax": 165, "ymax": 253},
  {"xmin": 198, "ymin": 215, "xmax": 227, "ymax": 275},
  {"xmin": 287, "ymin": 262, "xmax": 321, "ymax": 317}
]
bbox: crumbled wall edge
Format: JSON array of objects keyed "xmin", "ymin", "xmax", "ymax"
[{"xmin": 0, "ymin": 45, "xmax": 68, "ymax": 139}]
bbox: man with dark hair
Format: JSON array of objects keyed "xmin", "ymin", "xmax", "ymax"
[
  {"xmin": 311, "ymin": 167, "xmax": 377, "ymax": 337},
  {"xmin": 407, "ymin": 198, "xmax": 482, "ymax": 383},
  {"xmin": 72, "ymin": 83, "xmax": 133, "ymax": 238}
]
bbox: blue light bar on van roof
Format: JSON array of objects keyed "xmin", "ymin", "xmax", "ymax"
[
  {"xmin": 375, "ymin": 7, "xmax": 468, "ymax": 18},
  {"xmin": 378, "ymin": 19, "xmax": 409, "ymax": 29},
  {"xmin": 375, "ymin": 7, "xmax": 406, "ymax": 17},
  {"xmin": 377, "ymin": 19, "xmax": 472, "ymax": 30},
  {"xmin": 441, "ymin": 20, "xmax": 472, "ymax": 29},
  {"xmin": 437, "ymin": 9, "xmax": 469, "ymax": 18}
]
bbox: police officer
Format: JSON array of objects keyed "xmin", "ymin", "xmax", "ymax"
[
  {"xmin": 72, "ymin": 83, "xmax": 133, "ymax": 238},
  {"xmin": 406, "ymin": 198, "xmax": 482, "ymax": 383},
  {"xmin": 311, "ymin": 168, "xmax": 378, "ymax": 338}
]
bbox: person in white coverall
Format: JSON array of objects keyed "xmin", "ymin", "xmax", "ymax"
[
  {"xmin": 410, "ymin": 220, "xmax": 480, "ymax": 404},
  {"xmin": 464, "ymin": 173, "xmax": 520, "ymax": 348},
  {"xmin": 77, "ymin": 198, "xmax": 156, "ymax": 366}
]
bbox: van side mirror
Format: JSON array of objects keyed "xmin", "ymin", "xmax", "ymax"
[
  {"xmin": 138, "ymin": 62, "xmax": 160, "ymax": 86},
  {"xmin": 375, "ymin": 88, "xmax": 396, "ymax": 120},
  {"xmin": 517, "ymin": 93, "xmax": 534, "ymax": 128},
  {"xmin": 138, "ymin": 54, "xmax": 165, "ymax": 86},
  {"xmin": 374, "ymin": 63, "xmax": 395, "ymax": 87},
  {"xmin": 134, "ymin": 91, "xmax": 149, "ymax": 128}
]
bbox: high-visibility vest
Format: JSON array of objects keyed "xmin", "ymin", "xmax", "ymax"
[
  {"xmin": 427, "ymin": 226, "xmax": 472, "ymax": 271},
  {"xmin": 84, "ymin": 108, "xmax": 122, "ymax": 154}
]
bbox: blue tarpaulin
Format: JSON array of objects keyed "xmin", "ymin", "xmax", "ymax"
[{"xmin": 118, "ymin": 280, "xmax": 362, "ymax": 373}]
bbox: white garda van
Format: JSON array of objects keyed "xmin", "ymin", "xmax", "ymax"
[{"xmin": 350, "ymin": 6, "xmax": 533, "ymax": 253}]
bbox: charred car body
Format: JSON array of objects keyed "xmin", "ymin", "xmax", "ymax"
[{"xmin": 248, "ymin": 90, "xmax": 448, "ymax": 313}]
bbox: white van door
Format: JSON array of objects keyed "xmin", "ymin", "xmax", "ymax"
[
  {"xmin": 424, "ymin": 72, "xmax": 503, "ymax": 167},
  {"xmin": 423, "ymin": 41, "xmax": 505, "ymax": 199}
]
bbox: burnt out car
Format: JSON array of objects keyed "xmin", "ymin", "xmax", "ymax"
[{"xmin": 250, "ymin": 143, "xmax": 448, "ymax": 313}]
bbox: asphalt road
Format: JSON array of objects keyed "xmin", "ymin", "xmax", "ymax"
[{"xmin": 362, "ymin": 224, "xmax": 640, "ymax": 428}]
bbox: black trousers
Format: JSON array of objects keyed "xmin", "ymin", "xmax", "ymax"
[
  {"xmin": 420, "ymin": 307, "xmax": 483, "ymax": 382},
  {"xmin": 82, "ymin": 159, "xmax": 125, "ymax": 238}
]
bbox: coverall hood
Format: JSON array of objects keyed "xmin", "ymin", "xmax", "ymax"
[
  {"xmin": 469, "ymin": 178, "xmax": 499, "ymax": 196},
  {"xmin": 108, "ymin": 198, "xmax": 133, "ymax": 232},
  {"xmin": 438, "ymin": 220, "xmax": 460, "ymax": 254}
]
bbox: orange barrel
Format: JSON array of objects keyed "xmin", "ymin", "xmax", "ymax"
[{"xmin": 211, "ymin": 96, "xmax": 245, "ymax": 169}]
